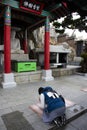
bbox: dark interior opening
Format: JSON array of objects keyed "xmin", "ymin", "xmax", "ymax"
[{"xmin": 59, "ymin": 53, "xmax": 67, "ymax": 63}]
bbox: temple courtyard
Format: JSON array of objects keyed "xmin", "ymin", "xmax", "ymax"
[{"xmin": 0, "ymin": 74, "xmax": 87, "ymax": 130}]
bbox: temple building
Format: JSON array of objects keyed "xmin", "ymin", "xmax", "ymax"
[{"xmin": 0, "ymin": 0, "xmax": 87, "ymax": 88}]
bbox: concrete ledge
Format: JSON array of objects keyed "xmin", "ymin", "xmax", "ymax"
[
  {"xmin": 52, "ymin": 65, "xmax": 79, "ymax": 77},
  {"xmin": 0, "ymin": 66, "xmax": 80, "ymax": 84},
  {"xmin": 66, "ymin": 105, "xmax": 86, "ymax": 122},
  {"xmin": 14, "ymin": 70, "xmax": 42, "ymax": 84},
  {"xmin": 48, "ymin": 105, "xmax": 87, "ymax": 130}
]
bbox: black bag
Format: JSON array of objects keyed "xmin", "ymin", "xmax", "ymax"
[{"xmin": 59, "ymin": 95, "xmax": 65, "ymax": 103}]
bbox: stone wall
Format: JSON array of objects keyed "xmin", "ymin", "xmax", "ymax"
[
  {"xmin": 0, "ymin": 66, "xmax": 79, "ymax": 85},
  {"xmin": 13, "ymin": 66, "xmax": 79, "ymax": 84}
]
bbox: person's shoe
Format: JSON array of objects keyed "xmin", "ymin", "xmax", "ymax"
[
  {"xmin": 61, "ymin": 114, "xmax": 66, "ymax": 125},
  {"xmin": 53, "ymin": 119, "xmax": 60, "ymax": 127}
]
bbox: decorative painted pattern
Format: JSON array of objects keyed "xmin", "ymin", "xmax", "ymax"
[
  {"xmin": 4, "ymin": 6, "xmax": 11, "ymax": 25},
  {"xmin": 45, "ymin": 17, "xmax": 50, "ymax": 32}
]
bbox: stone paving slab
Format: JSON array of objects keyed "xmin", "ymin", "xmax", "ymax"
[{"xmin": 1, "ymin": 111, "xmax": 34, "ymax": 130}]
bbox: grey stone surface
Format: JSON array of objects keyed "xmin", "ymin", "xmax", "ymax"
[
  {"xmin": 70, "ymin": 113, "xmax": 87, "ymax": 130},
  {"xmin": 0, "ymin": 75, "xmax": 87, "ymax": 130},
  {"xmin": 0, "ymin": 125, "xmax": 7, "ymax": 130}
]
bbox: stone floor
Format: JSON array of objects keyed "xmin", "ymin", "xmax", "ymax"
[{"xmin": 0, "ymin": 74, "xmax": 87, "ymax": 130}]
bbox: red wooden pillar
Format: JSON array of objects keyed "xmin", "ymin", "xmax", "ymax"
[
  {"xmin": 4, "ymin": 6, "xmax": 11, "ymax": 73},
  {"xmin": 44, "ymin": 17, "xmax": 50, "ymax": 70},
  {"xmin": 23, "ymin": 30, "xmax": 28, "ymax": 54},
  {"xmin": 2, "ymin": 6, "xmax": 16, "ymax": 88},
  {"xmin": 23, "ymin": 39, "xmax": 28, "ymax": 54},
  {"xmin": 42, "ymin": 17, "xmax": 54, "ymax": 81}
]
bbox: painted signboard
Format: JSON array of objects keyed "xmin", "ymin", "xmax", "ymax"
[{"xmin": 20, "ymin": 0, "xmax": 44, "ymax": 15}]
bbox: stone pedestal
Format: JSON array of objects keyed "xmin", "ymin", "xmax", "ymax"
[
  {"xmin": 42, "ymin": 69, "xmax": 54, "ymax": 81},
  {"xmin": 2, "ymin": 73, "xmax": 16, "ymax": 88}
]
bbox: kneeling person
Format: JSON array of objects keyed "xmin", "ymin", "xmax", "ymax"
[{"xmin": 29, "ymin": 86, "xmax": 66, "ymax": 123}]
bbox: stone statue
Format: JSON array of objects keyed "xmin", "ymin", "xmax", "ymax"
[{"xmin": 11, "ymin": 29, "xmax": 24, "ymax": 54}]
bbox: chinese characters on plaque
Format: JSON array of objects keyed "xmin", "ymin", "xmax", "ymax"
[{"xmin": 20, "ymin": 0, "xmax": 44, "ymax": 15}]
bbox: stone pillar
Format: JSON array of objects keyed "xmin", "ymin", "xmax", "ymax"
[
  {"xmin": 42, "ymin": 17, "xmax": 54, "ymax": 81},
  {"xmin": 56, "ymin": 53, "xmax": 59, "ymax": 63},
  {"xmin": 2, "ymin": 6, "xmax": 16, "ymax": 88}
]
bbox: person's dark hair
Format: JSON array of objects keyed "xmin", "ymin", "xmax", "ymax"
[{"xmin": 38, "ymin": 87, "xmax": 44, "ymax": 95}]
